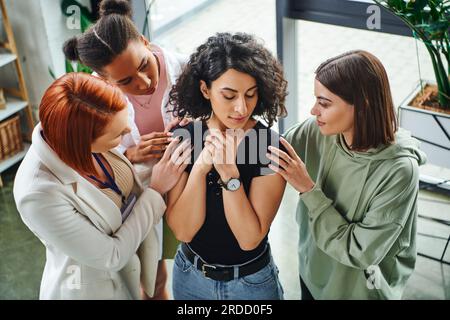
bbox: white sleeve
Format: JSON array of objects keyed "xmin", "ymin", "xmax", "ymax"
[
  {"xmin": 175, "ymin": 51, "xmax": 188, "ymax": 70},
  {"xmin": 117, "ymin": 97, "xmax": 141, "ymax": 154},
  {"xmin": 17, "ymin": 188, "xmax": 166, "ymax": 272}
]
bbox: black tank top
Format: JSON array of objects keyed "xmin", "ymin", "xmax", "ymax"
[{"xmin": 172, "ymin": 120, "xmax": 286, "ymax": 265}]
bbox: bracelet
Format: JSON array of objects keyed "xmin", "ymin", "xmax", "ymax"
[{"xmin": 299, "ymin": 183, "xmax": 315, "ymax": 196}]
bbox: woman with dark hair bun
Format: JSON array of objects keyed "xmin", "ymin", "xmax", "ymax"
[
  {"xmin": 166, "ymin": 32, "xmax": 288, "ymax": 300},
  {"xmin": 63, "ymin": 0, "xmax": 189, "ymax": 299},
  {"xmin": 268, "ymin": 50, "xmax": 427, "ymax": 299}
]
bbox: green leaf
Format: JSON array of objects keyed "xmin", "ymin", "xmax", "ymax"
[
  {"xmin": 48, "ymin": 67, "xmax": 56, "ymax": 80},
  {"xmin": 75, "ymin": 62, "xmax": 93, "ymax": 74},
  {"xmin": 65, "ymin": 59, "xmax": 75, "ymax": 73},
  {"xmin": 80, "ymin": 14, "xmax": 93, "ymax": 33},
  {"xmin": 429, "ymin": 4, "xmax": 440, "ymax": 20},
  {"xmin": 412, "ymin": 0, "xmax": 428, "ymax": 12}
]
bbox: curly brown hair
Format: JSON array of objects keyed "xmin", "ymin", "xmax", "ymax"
[{"xmin": 169, "ymin": 32, "xmax": 287, "ymax": 127}]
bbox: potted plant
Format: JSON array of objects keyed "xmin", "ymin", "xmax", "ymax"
[{"xmin": 374, "ymin": 0, "xmax": 449, "ymax": 170}]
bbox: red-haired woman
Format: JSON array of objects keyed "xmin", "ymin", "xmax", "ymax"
[
  {"xmin": 63, "ymin": 0, "xmax": 190, "ymax": 298},
  {"xmin": 13, "ymin": 72, "xmax": 191, "ymax": 300}
]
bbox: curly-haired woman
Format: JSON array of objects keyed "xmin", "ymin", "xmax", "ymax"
[{"xmin": 166, "ymin": 32, "xmax": 288, "ymax": 300}]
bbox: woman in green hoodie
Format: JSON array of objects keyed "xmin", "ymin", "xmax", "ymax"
[{"xmin": 267, "ymin": 50, "xmax": 426, "ymax": 300}]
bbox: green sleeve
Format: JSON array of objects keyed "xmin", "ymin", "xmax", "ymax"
[
  {"xmin": 283, "ymin": 118, "xmax": 317, "ymax": 158},
  {"xmin": 300, "ymin": 158, "xmax": 419, "ymax": 270},
  {"xmin": 283, "ymin": 118, "xmax": 315, "ymax": 142}
]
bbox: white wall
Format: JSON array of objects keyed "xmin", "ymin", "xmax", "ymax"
[{"xmin": 1, "ymin": 0, "xmax": 89, "ymax": 112}]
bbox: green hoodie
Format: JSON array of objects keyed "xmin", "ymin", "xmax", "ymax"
[{"xmin": 284, "ymin": 118, "xmax": 426, "ymax": 300}]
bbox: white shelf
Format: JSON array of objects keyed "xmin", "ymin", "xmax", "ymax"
[
  {"xmin": 0, "ymin": 142, "xmax": 30, "ymax": 173},
  {"xmin": 0, "ymin": 53, "xmax": 16, "ymax": 68},
  {"xmin": 420, "ymin": 173, "xmax": 450, "ymax": 192},
  {"xmin": 0, "ymin": 98, "xmax": 28, "ymax": 122}
]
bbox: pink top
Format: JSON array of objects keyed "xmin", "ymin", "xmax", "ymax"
[{"xmin": 126, "ymin": 50, "xmax": 167, "ymax": 135}]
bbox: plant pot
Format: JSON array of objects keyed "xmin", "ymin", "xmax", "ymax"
[{"xmin": 398, "ymin": 80, "xmax": 450, "ymax": 170}]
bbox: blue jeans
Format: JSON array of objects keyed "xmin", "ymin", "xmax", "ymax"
[{"xmin": 172, "ymin": 247, "xmax": 284, "ymax": 300}]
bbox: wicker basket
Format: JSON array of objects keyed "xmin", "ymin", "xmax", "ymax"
[
  {"xmin": 0, "ymin": 115, "xmax": 23, "ymax": 160},
  {"xmin": 0, "ymin": 88, "xmax": 6, "ymax": 110}
]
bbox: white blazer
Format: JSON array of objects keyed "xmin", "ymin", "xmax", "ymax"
[{"xmin": 13, "ymin": 124, "xmax": 166, "ymax": 300}]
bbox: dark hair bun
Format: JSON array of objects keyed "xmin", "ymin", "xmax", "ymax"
[
  {"xmin": 63, "ymin": 37, "xmax": 79, "ymax": 61},
  {"xmin": 100, "ymin": 0, "xmax": 132, "ymax": 18}
]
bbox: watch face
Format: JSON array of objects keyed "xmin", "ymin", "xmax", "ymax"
[{"xmin": 227, "ymin": 178, "xmax": 241, "ymax": 191}]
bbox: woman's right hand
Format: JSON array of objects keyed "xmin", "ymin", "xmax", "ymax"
[
  {"xmin": 267, "ymin": 137, "xmax": 315, "ymax": 194},
  {"xmin": 148, "ymin": 137, "xmax": 192, "ymax": 195},
  {"xmin": 125, "ymin": 132, "xmax": 174, "ymax": 164}
]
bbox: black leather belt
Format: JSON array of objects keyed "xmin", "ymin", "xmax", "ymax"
[{"xmin": 180, "ymin": 243, "xmax": 271, "ymax": 282}]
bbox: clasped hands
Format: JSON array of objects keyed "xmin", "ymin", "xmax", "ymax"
[{"xmin": 194, "ymin": 129, "xmax": 243, "ymax": 181}]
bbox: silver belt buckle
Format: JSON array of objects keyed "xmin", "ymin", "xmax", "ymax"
[{"xmin": 201, "ymin": 263, "xmax": 217, "ymax": 278}]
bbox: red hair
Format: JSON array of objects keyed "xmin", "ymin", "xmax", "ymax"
[{"xmin": 39, "ymin": 72, "xmax": 126, "ymax": 176}]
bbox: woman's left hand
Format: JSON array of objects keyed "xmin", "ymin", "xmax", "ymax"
[{"xmin": 267, "ymin": 137, "xmax": 315, "ymax": 194}]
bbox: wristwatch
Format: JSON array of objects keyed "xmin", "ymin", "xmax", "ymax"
[{"xmin": 218, "ymin": 177, "xmax": 241, "ymax": 191}]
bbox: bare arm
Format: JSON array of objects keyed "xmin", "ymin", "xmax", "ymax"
[
  {"xmin": 222, "ymin": 173, "xmax": 286, "ymax": 250},
  {"xmin": 165, "ymin": 144, "xmax": 214, "ymax": 242},
  {"xmin": 208, "ymin": 129, "xmax": 286, "ymax": 250}
]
